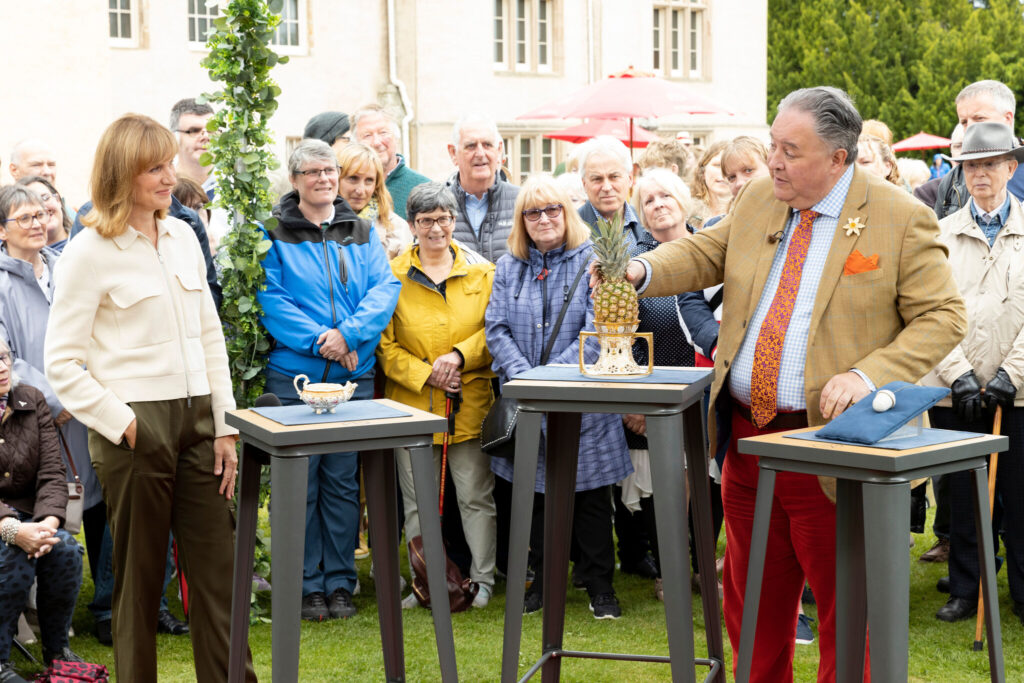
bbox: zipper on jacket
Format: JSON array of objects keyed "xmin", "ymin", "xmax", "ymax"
[
  {"xmin": 155, "ymin": 249, "xmax": 193, "ymax": 407},
  {"xmin": 320, "ymin": 221, "xmax": 339, "ymax": 382}
]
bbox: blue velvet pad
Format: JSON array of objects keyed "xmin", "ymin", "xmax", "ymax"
[
  {"xmin": 512, "ymin": 364, "xmax": 712, "ymax": 384},
  {"xmin": 788, "ymin": 427, "xmax": 980, "ymax": 451},
  {"xmin": 252, "ymin": 401, "xmax": 411, "ymax": 426},
  {"xmin": 813, "ymin": 381, "xmax": 950, "ymax": 445}
]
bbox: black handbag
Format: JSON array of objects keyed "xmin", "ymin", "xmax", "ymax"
[{"xmin": 480, "ymin": 259, "xmax": 589, "ymax": 459}]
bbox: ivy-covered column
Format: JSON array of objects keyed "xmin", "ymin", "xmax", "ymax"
[{"xmin": 201, "ymin": 0, "xmax": 287, "ymax": 406}]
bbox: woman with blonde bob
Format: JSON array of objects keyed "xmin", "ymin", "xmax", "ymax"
[
  {"xmin": 690, "ymin": 140, "xmax": 732, "ymax": 228},
  {"xmin": 44, "ymin": 114, "xmax": 256, "ymax": 683},
  {"xmin": 485, "ymin": 175, "xmax": 631, "ymax": 619},
  {"xmin": 336, "ymin": 142, "xmax": 412, "ymax": 259}
]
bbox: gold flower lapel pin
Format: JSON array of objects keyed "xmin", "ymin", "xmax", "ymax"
[{"xmin": 844, "ymin": 216, "xmax": 864, "ymax": 237}]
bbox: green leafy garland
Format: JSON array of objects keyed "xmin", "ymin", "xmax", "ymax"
[{"xmin": 200, "ymin": 0, "xmax": 288, "ymax": 407}]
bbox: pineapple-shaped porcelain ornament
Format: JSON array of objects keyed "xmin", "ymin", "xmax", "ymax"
[{"xmin": 581, "ymin": 213, "xmax": 652, "ymax": 376}]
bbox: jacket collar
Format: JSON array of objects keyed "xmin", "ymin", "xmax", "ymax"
[
  {"xmin": 275, "ymin": 190, "xmax": 359, "ymax": 230},
  {"xmin": 111, "ymin": 216, "xmax": 175, "ymax": 250},
  {"xmin": 0, "ymin": 244, "xmax": 57, "ymax": 281},
  {"xmin": 947, "ymin": 195, "xmax": 1024, "ymax": 239}
]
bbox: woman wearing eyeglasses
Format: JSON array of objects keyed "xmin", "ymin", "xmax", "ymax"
[
  {"xmin": 484, "ymin": 175, "xmax": 631, "ymax": 620},
  {"xmin": 377, "ymin": 182, "xmax": 498, "ymax": 608},
  {"xmin": 15, "ymin": 177, "xmax": 71, "ymax": 253},
  {"xmin": 259, "ymin": 138, "xmax": 400, "ymax": 622},
  {"xmin": 44, "ymin": 114, "xmax": 256, "ymax": 682}
]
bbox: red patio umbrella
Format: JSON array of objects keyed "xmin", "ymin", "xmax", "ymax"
[
  {"xmin": 545, "ymin": 119, "xmax": 660, "ymax": 148},
  {"xmin": 518, "ymin": 67, "xmax": 735, "ymax": 154},
  {"xmin": 892, "ymin": 131, "xmax": 951, "ymax": 152}
]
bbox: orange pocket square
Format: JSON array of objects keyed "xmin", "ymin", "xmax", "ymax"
[{"xmin": 843, "ymin": 250, "xmax": 879, "ymax": 276}]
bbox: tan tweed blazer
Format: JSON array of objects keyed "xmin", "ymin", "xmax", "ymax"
[{"xmin": 642, "ymin": 166, "xmax": 966, "ymax": 492}]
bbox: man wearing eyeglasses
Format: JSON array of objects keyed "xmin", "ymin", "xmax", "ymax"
[{"xmin": 444, "ymin": 114, "xmax": 520, "ymax": 264}]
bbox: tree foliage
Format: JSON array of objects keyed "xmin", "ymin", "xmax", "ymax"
[
  {"xmin": 768, "ymin": 0, "xmax": 1024, "ymax": 140},
  {"xmin": 200, "ymin": 0, "xmax": 288, "ymax": 407}
]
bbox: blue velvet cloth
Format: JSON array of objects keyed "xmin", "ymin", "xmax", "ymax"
[{"xmin": 814, "ymin": 381, "xmax": 950, "ymax": 445}]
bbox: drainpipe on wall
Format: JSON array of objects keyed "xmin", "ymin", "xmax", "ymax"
[{"xmin": 386, "ymin": 0, "xmax": 414, "ymax": 160}]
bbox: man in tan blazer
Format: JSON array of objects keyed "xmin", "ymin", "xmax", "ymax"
[{"xmin": 619, "ymin": 87, "xmax": 966, "ymax": 681}]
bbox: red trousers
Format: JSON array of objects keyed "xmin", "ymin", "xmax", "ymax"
[{"xmin": 722, "ymin": 407, "xmax": 870, "ymax": 683}]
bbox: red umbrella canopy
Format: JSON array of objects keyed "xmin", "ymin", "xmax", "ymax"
[
  {"xmin": 518, "ymin": 67, "xmax": 735, "ymax": 120},
  {"xmin": 892, "ymin": 131, "xmax": 951, "ymax": 152},
  {"xmin": 545, "ymin": 119, "xmax": 661, "ymax": 148}
]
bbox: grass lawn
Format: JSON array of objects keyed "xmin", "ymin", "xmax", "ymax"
[{"xmin": 9, "ymin": 506, "xmax": 1022, "ymax": 681}]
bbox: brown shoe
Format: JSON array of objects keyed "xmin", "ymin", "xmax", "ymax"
[
  {"xmin": 919, "ymin": 537, "xmax": 950, "ymax": 563},
  {"xmin": 654, "ymin": 577, "xmax": 664, "ymax": 602}
]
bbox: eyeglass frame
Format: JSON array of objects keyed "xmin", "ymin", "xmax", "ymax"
[
  {"xmin": 521, "ymin": 204, "xmax": 564, "ymax": 222},
  {"xmin": 294, "ymin": 166, "xmax": 341, "ymax": 179},
  {"xmin": 413, "ymin": 215, "xmax": 455, "ymax": 230},
  {"xmin": 0, "ymin": 352, "xmax": 10, "ymax": 366},
  {"xmin": 3, "ymin": 210, "xmax": 47, "ymax": 229},
  {"xmin": 176, "ymin": 127, "xmax": 210, "ymax": 137}
]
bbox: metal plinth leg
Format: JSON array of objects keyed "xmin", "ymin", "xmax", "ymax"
[
  {"xmin": 228, "ymin": 443, "xmax": 264, "ymax": 683},
  {"xmin": 647, "ymin": 412, "xmax": 697, "ymax": 683},
  {"xmin": 971, "ymin": 466, "xmax": 1006, "ymax": 683},
  {"xmin": 409, "ymin": 444, "xmax": 458, "ymax": 682},
  {"xmin": 541, "ymin": 412, "xmax": 582, "ymax": 682},
  {"xmin": 501, "ymin": 410, "xmax": 543, "ymax": 683},
  {"xmin": 270, "ymin": 455, "xmax": 309, "ymax": 683},
  {"xmin": 861, "ymin": 481, "xmax": 910, "ymax": 682},
  {"xmin": 735, "ymin": 467, "xmax": 776, "ymax": 683},
  {"xmin": 363, "ymin": 449, "xmax": 405, "ymax": 682},
  {"xmin": 834, "ymin": 479, "xmax": 866, "ymax": 683}
]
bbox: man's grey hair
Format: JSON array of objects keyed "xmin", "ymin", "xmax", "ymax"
[
  {"xmin": 405, "ymin": 182, "xmax": 458, "ymax": 225},
  {"xmin": 450, "ymin": 114, "xmax": 502, "ymax": 147},
  {"xmin": 288, "ymin": 139, "xmax": 338, "ymax": 176},
  {"xmin": 9, "ymin": 139, "xmax": 52, "ymax": 166},
  {"xmin": 576, "ymin": 135, "xmax": 632, "ymax": 176},
  {"xmin": 351, "ymin": 104, "xmax": 401, "ymax": 137},
  {"xmin": 169, "ymin": 98, "xmax": 214, "ymax": 132},
  {"xmin": 956, "ymin": 80, "xmax": 1016, "ymax": 117},
  {"xmin": 777, "ymin": 86, "xmax": 861, "ymax": 165}
]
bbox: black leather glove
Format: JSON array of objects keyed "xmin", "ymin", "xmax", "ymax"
[
  {"xmin": 951, "ymin": 371, "xmax": 984, "ymax": 422},
  {"xmin": 984, "ymin": 367, "xmax": 1017, "ymax": 413}
]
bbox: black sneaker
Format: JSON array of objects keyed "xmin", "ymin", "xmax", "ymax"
[
  {"xmin": 523, "ymin": 586, "xmax": 543, "ymax": 615},
  {"xmin": 327, "ymin": 588, "xmax": 357, "ymax": 619},
  {"xmin": 621, "ymin": 553, "xmax": 659, "ymax": 579},
  {"xmin": 0, "ymin": 661, "xmax": 29, "ymax": 683},
  {"xmin": 589, "ymin": 592, "xmax": 621, "ymax": 620},
  {"xmin": 42, "ymin": 647, "xmax": 85, "ymax": 666},
  {"xmin": 94, "ymin": 617, "xmax": 112, "ymax": 646},
  {"xmin": 301, "ymin": 591, "xmax": 329, "ymax": 621}
]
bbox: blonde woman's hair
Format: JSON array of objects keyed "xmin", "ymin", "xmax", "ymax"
[
  {"xmin": 719, "ymin": 136, "xmax": 768, "ymax": 178},
  {"xmin": 633, "ymin": 168, "xmax": 694, "ymax": 225},
  {"xmin": 860, "ymin": 135, "xmax": 902, "ymax": 186},
  {"xmin": 690, "ymin": 139, "xmax": 730, "ymax": 205},
  {"xmin": 508, "ymin": 175, "xmax": 591, "ymax": 260},
  {"xmin": 336, "ymin": 143, "xmax": 395, "ymax": 234},
  {"xmin": 82, "ymin": 114, "xmax": 178, "ymax": 238}
]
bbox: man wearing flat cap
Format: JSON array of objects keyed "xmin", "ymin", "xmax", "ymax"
[
  {"xmin": 922, "ymin": 121, "xmax": 1024, "ymax": 626},
  {"xmin": 610, "ymin": 86, "xmax": 966, "ymax": 681}
]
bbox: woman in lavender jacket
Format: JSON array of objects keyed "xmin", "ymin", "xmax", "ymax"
[{"xmin": 484, "ymin": 176, "xmax": 631, "ymax": 620}]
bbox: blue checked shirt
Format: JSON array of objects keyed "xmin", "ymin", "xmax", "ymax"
[
  {"xmin": 464, "ymin": 189, "xmax": 488, "ymax": 237},
  {"xmin": 969, "ymin": 195, "xmax": 1012, "ymax": 246},
  {"xmin": 729, "ymin": 165, "xmax": 858, "ymax": 410}
]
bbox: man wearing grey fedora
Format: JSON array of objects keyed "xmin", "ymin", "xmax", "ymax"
[{"xmin": 922, "ymin": 121, "xmax": 1024, "ymax": 624}]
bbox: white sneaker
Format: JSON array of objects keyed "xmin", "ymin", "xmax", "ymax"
[
  {"xmin": 353, "ymin": 578, "xmax": 360, "ymax": 596},
  {"xmin": 401, "ymin": 592, "xmax": 420, "ymax": 609},
  {"xmin": 472, "ymin": 584, "xmax": 492, "ymax": 608}
]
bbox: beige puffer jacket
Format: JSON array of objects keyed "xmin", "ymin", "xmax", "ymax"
[{"xmin": 922, "ymin": 199, "xmax": 1024, "ymax": 406}]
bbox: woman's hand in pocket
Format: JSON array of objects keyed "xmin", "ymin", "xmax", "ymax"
[{"xmin": 122, "ymin": 419, "xmax": 138, "ymax": 449}]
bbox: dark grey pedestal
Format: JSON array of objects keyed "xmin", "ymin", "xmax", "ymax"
[
  {"xmin": 225, "ymin": 399, "xmax": 457, "ymax": 683},
  {"xmin": 499, "ymin": 370, "xmax": 724, "ymax": 683},
  {"xmin": 736, "ymin": 427, "xmax": 1008, "ymax": 683}
]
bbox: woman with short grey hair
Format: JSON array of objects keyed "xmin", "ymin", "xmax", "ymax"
[{"xmin": 377, "ymin": 182, "xmax": 498, "ymax": 608}]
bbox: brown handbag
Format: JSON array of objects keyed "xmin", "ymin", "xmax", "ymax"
[{"xmin": 408, "ymin": 393, "xmax": 478, "ymax": 612}]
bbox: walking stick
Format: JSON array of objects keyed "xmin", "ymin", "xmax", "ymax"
[{"xmin": 973, "ymin": 404, "xmax": 1002, "ymax": 651}]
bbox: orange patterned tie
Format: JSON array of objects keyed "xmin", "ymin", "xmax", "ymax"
[{"xmin": 749, "ymin": 209, "xmax": 820, "ymax": 428}]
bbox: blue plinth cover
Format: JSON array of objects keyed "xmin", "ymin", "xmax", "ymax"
[
  {"xmin": 813, "ymin": 381, "xmax": 950, "ymax": 445},
  {"xmin": 252, "ymin": 401, "xmax": 411, "ymax": 426},
  {"xmin": 788, "ymin": 427, "xmax": 980, "ymax": 451},
  {"xmin": 512, "ymin": 364, "xmax": 712, "ymax": 384}
]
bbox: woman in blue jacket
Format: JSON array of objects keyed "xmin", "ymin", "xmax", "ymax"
[{"xmin": 259, "ymin": 139, "xmax": 400, "ymax": 621}]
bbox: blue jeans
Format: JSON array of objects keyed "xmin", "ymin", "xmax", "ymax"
[
  {"xmin": 0, "ymin": 514, "xmax": 83, "ymax": 660},
  {"xmin": 89, "ymin": 527, "xmax": 178, "ymax": 621},
  {"xmin": 264, "ymin": 368, "xmax": 374, "ymax": 596}
]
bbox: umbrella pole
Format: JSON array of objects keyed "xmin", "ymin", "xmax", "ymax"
[{"xmin": 629, "ymin": 118, "xmax": 635, "ymax": 160}]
